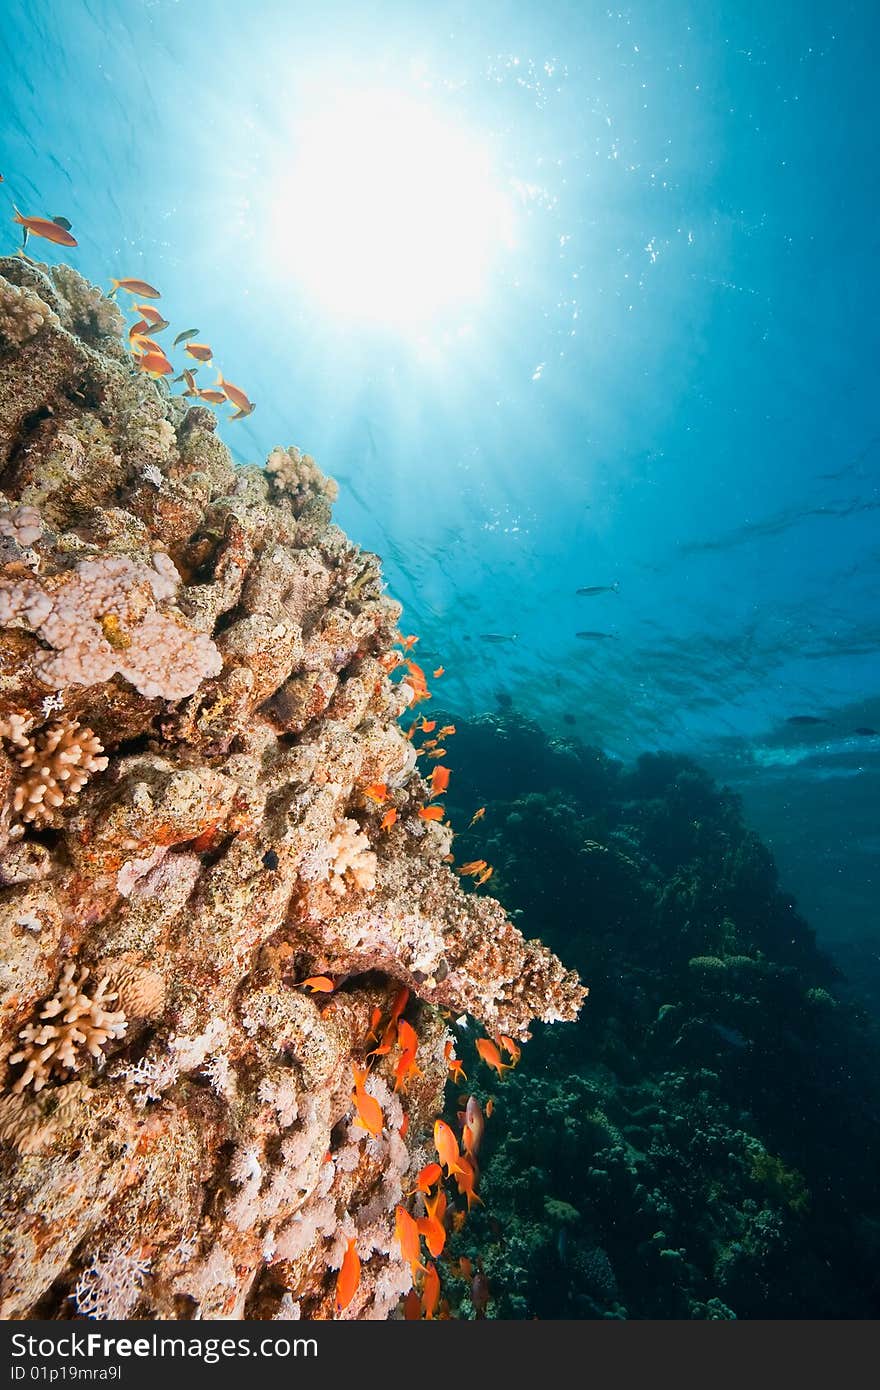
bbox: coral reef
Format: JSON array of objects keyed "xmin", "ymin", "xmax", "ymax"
[
  {"xmin": 438, "ymin": 715, "xmax": 880, "ymax": 1319},
  {"xmin": 0, "ymin": 260, "xmax": 584, "ymax": 1320}
]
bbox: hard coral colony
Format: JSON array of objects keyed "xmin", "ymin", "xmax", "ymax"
[{"xmin": 0, "ymin": 255, "xmax": 585, "ymax": 1320}]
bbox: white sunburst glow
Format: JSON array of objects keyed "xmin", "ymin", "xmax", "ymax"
[{"xmin": 270, "ymin": 89, "xmax": 515, "ymax": 329}]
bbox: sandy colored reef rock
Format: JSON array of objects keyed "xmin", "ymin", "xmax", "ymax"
[{"xmin": 0, "ymin": 257, "xmax": 585, "ymax": 1320}]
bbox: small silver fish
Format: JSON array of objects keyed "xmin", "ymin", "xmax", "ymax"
[
  {"xmin": 576, "ymin": 630, "xmax": 617, "ymax": 640},
  {"xmin": 576, "ymin": 583, "xmax": 619, "ymax": 596},
  {"xmin": 480, "ymin": 633, "xmax": 518, "ymax": 643}
]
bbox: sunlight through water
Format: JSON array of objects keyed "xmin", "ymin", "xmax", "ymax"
[{"xmin": 268, "ymin": 87, "xmax": 516, "ymax": 328}]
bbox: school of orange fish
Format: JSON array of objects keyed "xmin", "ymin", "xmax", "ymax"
[{"xmin": 5, "ymin": 199, "xmax": 255, "ymax": 422}]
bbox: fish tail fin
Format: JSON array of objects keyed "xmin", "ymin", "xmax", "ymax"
[
  {"xmin": 108, "ymin": 279, "xmax": 120, "ymax": 295},
  {"xmin": 11, "ymin": 205, "xmax": 23, "ymax": 224}
]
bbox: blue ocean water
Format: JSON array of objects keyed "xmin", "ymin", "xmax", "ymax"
[{"xmin": 1, "ymin": 1, "xmax": 877, "ymax": 975}]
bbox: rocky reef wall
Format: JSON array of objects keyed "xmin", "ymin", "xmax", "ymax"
[{"xmin": 0, "ymin": 260, "xmax": 584, "ymax": 1320}]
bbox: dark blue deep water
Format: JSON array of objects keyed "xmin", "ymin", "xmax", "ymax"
[{"xmin": 1, "ymin": 0, "xmax": 878, "ymax": 1318}]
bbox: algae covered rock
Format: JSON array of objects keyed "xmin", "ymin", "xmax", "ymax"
[{"xmin": 0, "ymin": 259, "xmax": 585, "ymax": 1320}]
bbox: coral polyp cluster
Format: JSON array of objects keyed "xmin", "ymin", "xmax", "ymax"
[{"xmin": 0, "ymin": 257, "xmax": 584, "ymax": 1319}]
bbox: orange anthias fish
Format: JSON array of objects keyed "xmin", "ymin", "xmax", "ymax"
[
  {"xmin": 404, "ymin": 660, "xmax": 431, "ymax": 705},
  {"xmin": 134, "ymin": 351, "xmax": 173, "ymax": 378},
  {"xmin": 461, "ymin": 1095, "xmax": 485, "ymax": 1157},
  {"xmin": 455, "ymin": 1152, "xmax": 483, "ymax": 1211},
  {"xmin": 430, "ymin": 765, "xmax": 450, "ymax": 799},
  {"xmin": 403, "ymin": 1288, "xmax": 422, "ymax": 1320},
  {"xmin": 12, "ymin": 209, "xmax": 77, "ymax": 246},
  {"xmin": 419, "ymin": 719, "xmax": 437, "ymax": 733},
  {"xmin": 368, "ymin": 1016, "xmax": 397, "ymax": 1062},
  {"xmin": 422, "ymin": 1261, "xmax": 441, "ymax": 1319},
  {"xmin": 351, "ymin": 1066, "xmax": 384, "ymax": 1138},
  {"xmin": 363, "ymin": 782, "xmax": 387, "ymax": 804},
  {"xmin": 433, "ymin": 666, "xmax": 445, "ymax": 678},
  {"xmin": 500, "ymin": 1035, "xmax": 522, "ymax": 1065},
  {"xmin": 110, "ymin": 277, "xmax": 161, "ymax": 298},
  {"xmin": 336, "ymin": 1237, "xmax": 361, "ymax": 1311},
  {"xmin": 458, "ymin": 860, "xmax": 488, "ymax": 878},
  {"xmin": 437, "ymin": 725, "xmax": 456, "ymax": 739},
  {"xmin": 433, "ymin": 1119, "xmax": 465, "ymax": 1178},
  {"xmin": 380, "ymin": 808, "xmax": 398, "ymax": 831},
  {"xmin": 452, "ymin": 1255, "xmax": 473, "ymax": 1279},
  {"xmin": 485, "ymin": 1098, "xmax": 495, "ymax": 1118},
  {"xmin": 394, "ymin": 1047, "xmax": 423, "ymax": 1093},
  {"xmin": 476, "ymin": 1038, "xmax": 512, "ymax": 1078},
  {"xmin": 397, "ymin": 1018, "xmax": 419, "ymax": 1055},
  {"xmin": 475, "ymin": 867, "xmax": 494, "ymax": 886},
  {"xmin": 443, "ymin": 1040, "xmax": 467, "ymax": 1084},
  {"xmin": 399, "ymin": 634, "xmax": 419, "ymax": 651},
  {"xmin": 399, "ymin": 1112, "xmax": 409, "ymax": 1139},
  {"xmin": 216, "ymin": 371, "xmax": 254, "ymax": 413},
  {"xmin": 301, "ymin": 975, "xmax": 335, "ymax": 993},
  {"xmin": 196, "ymin": 389, "xmax": 227, "ymax": 404},
  {"xmin": 417, "ymin": 1190, "xmax": 447, "ymax": 1260},
  {"xmin": 390, "ymin": 986, "xmax": 410, "ymax": 1022},
  {"xmin": 451, "ymin": 1211, "xmax": 467, "ymax": 1234},
  {"xmin": 394, "ymin": 1205, "xmax": 425, "ymax": 1277},
  {"xmin": 367, "ymin": 1005, "xmax": 383, "ymax": 1040},
  {"xmin": 128, "ymin": 319, "xmax": 150, "ymax": 345},
  {"xmin": 412, "ymin": 1162, "xmax": 443, "ymax": 1194},
  {"xmin": 418, "ymin": 805, "xmax": 444, "ymax": 822},
  {"xmin": 379, "ymin": 651, "xmax": 401, "ymax": 673},
  {"xmin": 184, "ymin": 342, "xmax": 213, "ymax": 362},
  {"xmin": 469, "ymin": 807, "xmax": 486, "ymax": 826},
  {"xmin": 426, "ymin": 748, "xmax": 446, "ymax": 760},
  {"xmin": 134, "ymin": 303, "xmax": 167, "ymax": 328}
]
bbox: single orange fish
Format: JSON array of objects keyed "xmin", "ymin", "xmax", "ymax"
[
  {"xmin": 422, "ymin": 1261, "xmax": 441, "ymax": 1319},
  {"xmin": 336, "ymin": 1237, "xmax": 361, "ymax": 1311},
  {"xmin": 476, "ymin": 1038, "xmax": 512, "ymax": 1078},
  {"xmin": 390, "ymin": 986, "xmax": 410, "ymax": 1022},
  {"xmin": 363, "ymin": 782, "xmax": 388, "ymax": 804},
  {"xmin": 417, "ymin": 1190, "xmax": 447, "ymax": 1259},
  {"xmin": 485, "ymin": 1098, "xmax": 495, "ymax": 1118},
  {"xmin": 128, "ymin": 319, "xmax": 150, "ymax": 344},
  {"xmin": 13, "ymin": 208, "xmax": 77, "ymax": 246},
  {"xmin": 196, "ymin": 388, "xmax": 227, "ymax": 404},
  {"xmin": 397, "ymin": 1018, "xmax": 419, "ymax": 1055},
  {"xmin": 426, "ymin": 749, "xmax": 446, "ymax": 760},
  {"xmin": 134, "ymin": 303, "xmax": 167, "ymax": 327},
  {"xmin": 380, "ymin": 807, "xmax": 398, "ymax": 830},
  {"xmin": 301, "ymin": 975, "xmax": 335, "ymax": 993},
  {"xmin": 461, "ymin": 1095, "xmax": 485, "ymax": 1157},
  {"xmin": 451, "ymin": 1212, "xmax": 468, "ymax": 1235},
  {"xmin": 412, "ymin": 1162, "xmax": 443, "ymax": 1194},
  {"xmin": 134, "ymin": 351, "xmax": 173, "ymax": 378},
  {"xmin": 420, "ymin": 720, "xmax": 437, "ymax": 733},
  {"xmin": 132, "ymin": 334, "xmax": 164, "ymax": 355},
  {"xmin": 394, "ymin": 1205, "xmax": 425, "ymax": 1277},
  {"xmin": 403, "ymin": 1288, "xmax": 422, "ymax": 1320},
  {"xmin": 404, "ymin": 660, "xmax": 431, "ymax": 705},
  {"xmin": 394, "ymin": 1047, "xmax": 423, "ymax": 1093},
  {"xmin": 418, "ymin": 805, "xmax": 444, "ymax": 822},
  {"xmin": 437, "ymin": 725, "xmax": 456, "ymax": 738},
  {"xmin": 433, "ymin": 667, "xmax": 445, "ymax": 678},
  {"xmin": 458, "ymin": 1255, "xmax": 474, "ymax": 1279},
  {"xmin": 469, "ymin": 807, "xmax": 486, "ymax": 825},
  {"xmin": 399, "ymin": 1112, "xmax": 409, "ymax": 1139},
  {"xmin": 434, "ymin": 1119, "xmax": 465, "ymax": 1178},
  {"xmin": 367, "ymin": 1005, "xmax": 383, "ymax": 1040},
  {"xmin": 351, "ymin": 1067, "xmax": 384, "ymax": 1137},
  {"xmin": 499, "ymin": 1035, "xmax": 522, "ymax": 1065},
  {"xmin": 110, "ymin": 277, "xmax": 160, "ymax": 298},
  {"xmin": 430, "ymin": 765, "xmax": 450, "ymax": 798},
  {"xmin": 421, "ymin": 739, "xmax": 438, "ymax": 750},
  {"xmin": 215, "ymin": 371, "xmax": 253, "ymax": 413},
  {"xmin": 475, "ymin": 867, "xmax": 494, "ymax": 886},
  {"xmin": 454, "ymin": 1151, "xmax": 483, "ymax": 1210},
  {"xmin": 184, "ymin": 342, "xmax": 213, "ymax": 362},
  {"xmin": 399, "ymin": 634, "xmax": 419, "ymax": 651}
]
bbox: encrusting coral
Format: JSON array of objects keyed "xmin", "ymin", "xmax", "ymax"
[{"xmin": 0, "ymin": 257, "xmax": 585, "ymax": 1319}]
